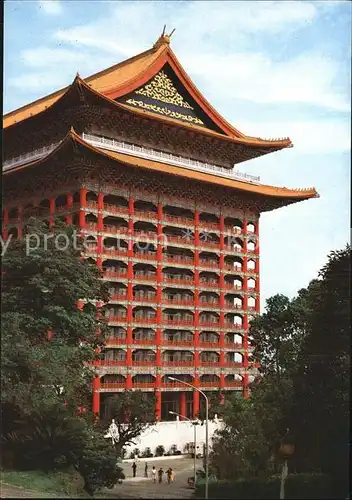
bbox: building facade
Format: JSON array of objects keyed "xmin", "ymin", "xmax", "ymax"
[{"xmin": 2, "ymin": 32, "xmax": 318, "ymax": 421}]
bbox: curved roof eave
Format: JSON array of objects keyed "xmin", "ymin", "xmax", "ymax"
[
  {"xmin": 3, "ymin": 128, "xmax": 318, "ymax": 202},
  {"xmin": 3, "ymin": 35, "xmax": 292, "ymax": 150}
]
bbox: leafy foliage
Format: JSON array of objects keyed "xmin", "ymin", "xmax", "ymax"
[
  {"xmin": 102, "ymin": 390, "xmax": 156, "ymax": 455},
  {"xmin": 0, "ymin": 219, "xmax": 125, "ymax": 494},
  {"xmin": 210, "ymin": 245, "xmax": 350, "ymax": 498}
]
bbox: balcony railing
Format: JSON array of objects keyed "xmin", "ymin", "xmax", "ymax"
[
  {"xmin": 162, "ymin": 339, "xmax": 194, "ymax": 347},
  {"xmin": 82, "ymin": 133, "xmax": 261, "ymax": 184},
  {"xmin": 104, "ymin": 204, "xmax": 129, "ymax": 215},
  {"xmin": 133, "ymin": 317, "xmax": 157, "ymax": 324},
  {"xmin": 199, "ymin": 360, "xmax": 220, "ymax": 367},
  {"xmin": 199, "ymin": 341, "xmax": 220, "ymax": 348},
  {"xmin": 162, "ymin": 359, "xmax": 194, "ymax": 366},
  {"xmin": 163, "ymin": 214, "xmax": 194, "ymax": 226},
  {"xmin": 162, "ymin": 318, "xmax": 194, "ymax": 326}
]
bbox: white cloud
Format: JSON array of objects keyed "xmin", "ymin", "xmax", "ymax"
[
  {"xmin": 237, "ymin": 119, "xmax": 351, "ymax": 154},
  {"xmin": 21, "ymin": 47, "xmax": 87, "ymax": 68},
  {"xmin": 183, "ymin": 51, "xmax": 349, "ymax": 112},
  {"xmin": 38, "ymin": 0, "xmax": 62, "ymax": 15}
]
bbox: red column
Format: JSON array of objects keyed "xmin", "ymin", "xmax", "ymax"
[
  {"xmin": 194, "ymin": 210, "xmax": 200, "ymax": 246},
  {"xmin": 92, "ymin": 376, "xmax": 101, "ymax": 415},
  {"xmin": 126, "ymin": 374, "xmax": 133, "ymax": 389},
  {"xmin": 98, "ymin": 192, "xmax": 104, "ymax": 211},
  {"xmin": 156, "ymin": 348, "xmax": 162, "ymax": 366},
  {"xmin": 66, "ymin": 194, "xmax": 73, "ymax": 225},
  {"xmin": 127, "ymin": 326, "xmax": 133, "ymax": 344},
  {"xmin": 179, "ymin": 392, "xmax": 187, "ymax": 419},
  {"xmin": 193, "ymin": 375, "xmax": 200, "ymax": 418},
  {"xmin": 49, "ymin": 196, "xmax": 55, "ymax": 230},
  {"xmin": 127, "ymin": 347, "xmax": 133, "ymax": 365},
  {"xmin": 79, "ymin": 188, "xmax": 87, "ymax": 230},
  {"xmin": 155, "ymin": 391, "xmax": 162, "ymax": 421}
]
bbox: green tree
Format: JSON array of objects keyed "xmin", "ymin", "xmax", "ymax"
[
  {"xmin": 1, "ymin": 218, "xmax": 109, "ymax": 417},
  {"xmin": 0, "ymin": 219, "xmax": 125, "ymax": 494},
  {"xmin": 290, "ymin": 246, "xmax": 350, "ymax": 496},
  {"xmin": 102, "ymin": 391, "xmax": 156, "ymax": 455}
]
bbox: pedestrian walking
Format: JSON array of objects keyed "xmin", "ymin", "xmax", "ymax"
[
  {"xmin": 144, "ymin": 463, "xmax": 148, "ymax": 478},
  {"xmin": 132, "ymin": 461, "xmax": 137, "ymax": 478},
  {"xmin": 170, "ymin": 468, "xmax": 174, "ymax": 483},
  {"xmin": 152, "ymin": 466, "xmax": 157, "ymax": 483},
  {"xmin": 166, "ymin": 467, "xmax": 172, "ymax": 484},
  {"xmin": 158, "ymin": 467, "xmax": 164, "ymax": 483}
]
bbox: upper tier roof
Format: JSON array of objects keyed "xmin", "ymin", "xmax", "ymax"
[
  {"xmin": 3, "ymin": 32, "xmax": 291, "ymax": 151},
  {"xmin": 3, "ymin": 128, "xmax": 318, "ymax": 213}
]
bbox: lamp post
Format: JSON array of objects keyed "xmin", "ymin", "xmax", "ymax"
[
  {"xmin": 169, "ymin": 411, "xmax": 200, "ymax": 490},
  {"xmin": 279, "ymin": 429, "xmax": 295, "ymax": 500},
  {"xmin": 167, "ymin": 376, "xmax": 209, "ymax": 500}
]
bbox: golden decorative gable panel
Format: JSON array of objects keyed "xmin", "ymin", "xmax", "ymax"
[{"xmin": 135, "ymin": 70, "xmax": 193, "ymax": 109}]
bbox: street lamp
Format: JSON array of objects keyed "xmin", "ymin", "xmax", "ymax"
[
  {"xmin": 279, "ymin": 429, "xmax": 295, "ymax": 500},
  {"xmin": 167, "ymin": 376, "xmax": 209, "ymax": 500},
  {"xmin": 169, "ymin": 411, "xmax": 200, "ymax": 490}
]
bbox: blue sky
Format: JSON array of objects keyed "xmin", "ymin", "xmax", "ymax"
[{"xmin": 4, "ymin": 0, "xmax": 351, "ymax": 309}]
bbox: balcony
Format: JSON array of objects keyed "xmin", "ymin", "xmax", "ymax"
[
  {"xmin": 134, "ymin": 274, "xmax": 156, "ymax": 283},
  {"xmin": 224, "ymin": 322, "xmax": 243, "ymax": 330},
  {"xmin": 93, "ymin": 359, "xmax": 126, "ymax": 366},
  {"xmin": 104, "ymin": 204, "xmax": 129, "ymax": 216},
  {"xmin": 133, "ymin": 317, "xmax": 157, "ymax": 325},
  {"xmin": 133, "ymin": 210, "xmax": 157, "ymax": 221},
  {"xmin": 199, "ymin": 301, "xmax": 220, "ymax": 309},
  {"xmin": 164, "ymin": 255, "xmax": 193, "ymax": 267},
  {"xmin": 103, "ymin": 271, "xmax": 128, "ymax": 279},
  {"xmin": 163, "ymin": 214, "xmax": 194, "ymax": 227},
  {"xmin": 132, "ymin": 338, "xmax": 155, "ymax": 345},
  {"xmin": 199, "ymin": 260, "xmax": 219, "ymax": 270},
  {"xmin": 133, "ymin": 295, "xmax": 157, "ymax": 304},
  {"xmin": 103, "ymin": 248, "xmax": 128, "ymax": 258},
  {"xmin": 163, "ymin": 276, "xmax": 194, "ymax": 286},
  {"xmin": 198, "ymin": 320, "xmax": 220, "ymax": 328},
  {"xmin": 224, "ymin": 380, "xmax": 243, "ymax": 388},
  {"xmin": 162, "ymin": 359, "xmax": 194, "ymax": 367},
  {"xmin": 110, "ymin": 293, "xmax": 128, "ymax": 301},
  {"xmin": 199, "ymin": 360, "xmax": 220, "ymax": 367},
  {"xmin": 163, "ymin": 318, "xmax": 194, "ymax": 327},
  {"xmin": 106, "ymin": 315, "xmax": 127, "ymax": 323},
  {"xmin": 163, "ymin": 298, "xmax": 194, "ymax": 307},
  {"xmin": 199, "ymin": 381, "xmax": 221, "ymax": 388},
  {"xmin": 166, "ymin": 235, "xmax": 194, "ymax": 247},
  {"xmin": 133, "ymin": 359, "xmax": 156, "ymax": 366},
  {"xmin": 101, "ymin": 382, "xmax": 126, "ymax": 390},
  {"xmin": 199, "ymin": 281, "xmax": 219, "ymax": 290},
  {"xmin": 161, "ymin": 381, "xmax": 193, "ymax": 389},
  {"xmin": 162, "ymin": 339, "xmax": 194, "ymax": 347},
  {"xmin": 134, "ymin": 252, "xmax": 157, "ymax": 262},
  {"xmin": 198, "ymin": 221, "xmax": 219, "ymax": 232},
  {"xmin": 104, "ymin": 225, "xmax": 129, "ymax": 236},
  {"xmin": 199, "ymin": 341, "xmax": 220, "ymax": 348}
]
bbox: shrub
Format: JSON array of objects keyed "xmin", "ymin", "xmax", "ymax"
[
  {"xmin": 195, "ymin": 473, "xmax": 333, "ymax": 499},
  {"xmin": 155, "ymin": 445, "xmax": 165, "ymax": 457},
  {"xmin": 76, "ymin": 430, "xmax": 125, "ymax": 496},
  {"xmin": 142, "ymin": 447, "xmax": 153, "ymax": 458}
]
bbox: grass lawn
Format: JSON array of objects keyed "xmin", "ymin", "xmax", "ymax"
[{"xmin": 1, "ymin": 468, "xmax": 86, "ymax": 497}]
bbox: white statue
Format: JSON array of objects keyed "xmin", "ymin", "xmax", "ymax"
[{"xmin": 104, "ymin": 418, "xmax": 119, "ymax": 445}]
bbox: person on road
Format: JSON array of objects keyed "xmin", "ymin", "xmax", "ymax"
[
  {"xmin": 166, "ymin": 467, "xmax": 174, "ymax": 484},
  {"xmin": 132, "ymin": 461, "xmax": 137, "ymax": 478},
  {"xmin": 152, "ymin": 466, "xmax": 157, "ymax": 483},
  {"xmin": 158, "ymin": 467, "xmax": 164, "ymax": 483},
  {"xmin": 144, "ymin": 463, "xmax": 148, "ymax": 478}
]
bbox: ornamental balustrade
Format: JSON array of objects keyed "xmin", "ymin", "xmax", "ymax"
[{"xmin": 81, "ymin": 133, "xmax": 261, "ymax": 184}]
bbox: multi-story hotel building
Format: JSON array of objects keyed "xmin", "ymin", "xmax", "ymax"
[{"xmin": 2, "ymin": 32, "xmax": 318, "ymax": 421}]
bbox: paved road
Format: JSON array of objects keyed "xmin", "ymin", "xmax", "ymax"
[{"xmin": 101, "ymin": 457, "xmax": 202, "ymax": 499}]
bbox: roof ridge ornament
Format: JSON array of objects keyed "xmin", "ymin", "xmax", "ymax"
[{"xmin": 153, "ymin": 26, "xmax": 176, "ymax": 50}]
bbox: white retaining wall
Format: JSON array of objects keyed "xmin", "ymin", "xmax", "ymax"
[{"xmin": 122, "ymin": 419, "xmax": 223, "ymax": 457}]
